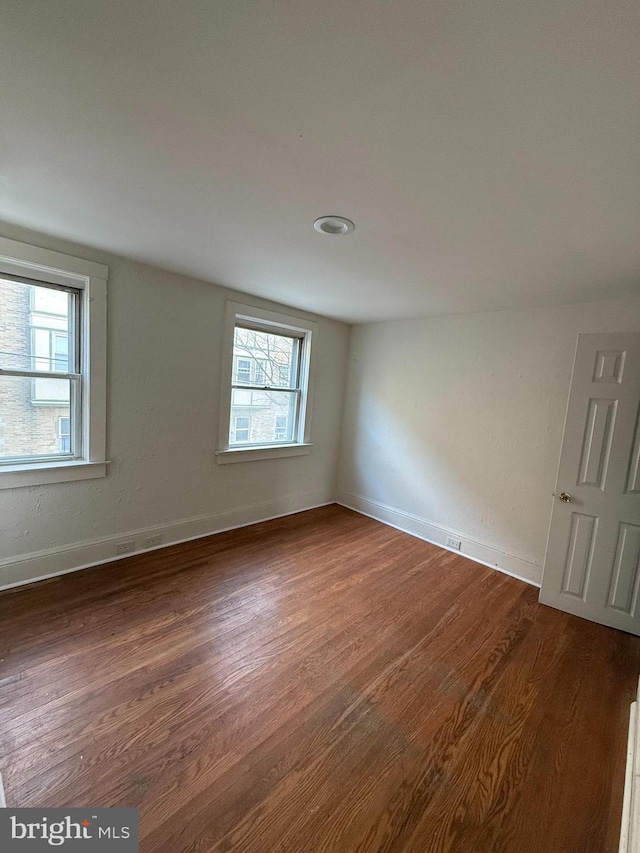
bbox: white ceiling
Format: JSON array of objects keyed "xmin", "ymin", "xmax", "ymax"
[{"xmin": 1, "ymin": 1, "xmax": 639, "ymax": 323}]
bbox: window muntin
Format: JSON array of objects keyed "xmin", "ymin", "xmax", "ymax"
[
  {"xmin": 229, "ymin": 325, "xmax": 303, "ymax": 448},
  {"xmin": 0, "ymin": 276, "xmax": 81, "ymax": 463}
]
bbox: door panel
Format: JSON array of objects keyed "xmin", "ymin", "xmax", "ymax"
[
  {"xmin": 607, "ymin": 523, "xmax": 640, "ymax": 614},
  {"xmin": 627, "ymin": 406, "xmax": 640, "ymax": 494},
  {"xmin": 561, "ymin": 513, "xmax": 597, "ymax": 598},
  {"xmin": 577, "ymin": 398, "xmax": 617, "ymax": 488},
  {"xmin": 540, "ymin": 334, "xmax": 640, "ymax": 634}
]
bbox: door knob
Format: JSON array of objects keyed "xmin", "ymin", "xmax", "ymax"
[{"xmin": 559, "ymin": 492, "xmax": 572, "ymax": 503}]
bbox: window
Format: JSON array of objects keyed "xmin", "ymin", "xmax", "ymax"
[
  {"xmin": 254, "ymin": 359, "xmax": 268, "ymax": 386},
  {"xmin": 234, "ymin": 416, "xmax": 251, "ymax": 443},
  {"xmin": 58, "ymin": 416, "xmax": 71, "ymax": 453},
  {"xmin": 236, "ymin": 358, "xmax": 251, "ymax": 385},
  {"xmin": 217, "ymin": 301, "xmax": 317, "ymax": 463},
  {"xmin": 53, "ymin": 334, "xmax": 69, "ymax": 372},
  {"xmin": 229, "ymin": 326, "xmax": 301, "ymax": 450},
  {"xmin": 1, "ymin": 277, "xmax": 78, "ymax": 460},
  {"xmin": 0, "ymin": 236, "xmax": 107, "ymax": 489},
  {"xmin": 274, "ymin": 416, "xmax": 288, "ymax": 441}
]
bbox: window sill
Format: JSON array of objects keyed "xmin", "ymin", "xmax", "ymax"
[
  {"xmin": 0, "ymin": 460, "xmax": 109, "ymax": 490},
  {"xmin": 215, "ymin": 443, "xmax": 312, "ymax": 465}
]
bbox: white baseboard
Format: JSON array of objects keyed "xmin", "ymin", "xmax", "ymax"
[
  {"xmin": 336, "ymin": 491, "xmax": 542, "ymax": 587},
  {"xmin": 0, "ymin": 489, "xmax": 333, "ymax": 592},
  {"xmin": 0, "ymin": 489, "xmax": 542, "ymax": 592}
]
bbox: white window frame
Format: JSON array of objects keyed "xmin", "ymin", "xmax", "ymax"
[
  {"xmin": 0, "ymin": 237, "xmax": 108, "ymax": 489},
  {"xmin": 216, "ymin": 301, "xmax": 317, "ymax": 464}
]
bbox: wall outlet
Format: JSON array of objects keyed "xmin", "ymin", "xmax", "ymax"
[
  {"xmin": 115, "ymin": 540, "xmax": 135, "ymax": 555},
  {"xmin": 446, "ymin": 537, "xmax": 462, "ymax": 550},
  {"xmin": 144, "ymin": 534, "xmax": 162, "ymax": 548}
]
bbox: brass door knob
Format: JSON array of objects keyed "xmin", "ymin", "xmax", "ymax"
[{"xmin": 559, "ymin": 492, "xmax": 572, "ymax": 503}]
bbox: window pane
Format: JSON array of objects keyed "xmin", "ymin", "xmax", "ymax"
[
  {"xmin": 0, "ymin": 278, "xmax": 73, "ymax": 373},
  {"xmin": 0, "ymin": 375, "xmax": 72, "ymax": 459},
  {"xmin": 232, "ymin": 327, "xmax": 298, "ymax": 388},
  {"xmin": 229, "ymin": 388, "xmax": 297, "ymax": 445},
  {"xmin": 32, "ymin": 286, "xmax": 68, "ymax": 315},
  {"xmin": 32, "ymin": 375, "xmax": 71, "ymax": 404}
]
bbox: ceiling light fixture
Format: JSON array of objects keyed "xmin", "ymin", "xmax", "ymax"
[{"xmin": 313, "ymin": 215, "xmax": 355, "ymax": 236}]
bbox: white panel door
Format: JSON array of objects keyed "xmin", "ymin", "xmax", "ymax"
[{"xmin": 540, "ymin": 334, "xmax": 640, "ymax": 634}]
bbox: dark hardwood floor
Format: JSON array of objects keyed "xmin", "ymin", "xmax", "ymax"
[{"xmin": 1, "ymin": 505, "xmax": 639, "ymax": 852}]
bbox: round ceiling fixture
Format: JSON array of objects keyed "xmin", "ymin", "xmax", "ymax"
[{"xmin": 313, "ymin": 215, "xmax": 355, "ymax": 236}]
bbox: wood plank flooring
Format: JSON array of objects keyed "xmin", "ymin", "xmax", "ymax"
[{"xmin": 1, "ymin": 504, "xmax": 639, "ymax": 852}]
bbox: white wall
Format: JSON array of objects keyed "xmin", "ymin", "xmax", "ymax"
[
  {"xmin": 0, "ymin": 223, "xmax": 349, "ymax": 588},
  {"xmin": 3, "ymin": 220, "xmax": 639, "ymax": 592},
  {"xmin": 337, "ymin": 298, "xmax": 640, "ymax": 584}
]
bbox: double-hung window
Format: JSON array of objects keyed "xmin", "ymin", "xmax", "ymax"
[
  {"xmin": 0, "ymin": 237, "xmax": 107, "ymax": 489},
  {"xmin": 217, "ymin": 302, "xmax": 317, "ymax": 463},
  {"xmin": 0, "ymin": 275, "xmax": 80, "ymax": 459}
]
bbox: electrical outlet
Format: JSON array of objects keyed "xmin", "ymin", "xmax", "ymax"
[
  {"xmin": 144, "ymin": 534, "xmax": 162, "ymax": 548},
  {"xmin": 446, "ymin": 537, "xmax": 462, "ymax": 550},
  {"xmin": 115, "ymin": 540, "xmax": 135, "ymax": 555}
]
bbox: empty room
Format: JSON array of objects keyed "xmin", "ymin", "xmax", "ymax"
[{"xmin": 1, "ymin": 1, "xmax": 640, "ymax": 851}]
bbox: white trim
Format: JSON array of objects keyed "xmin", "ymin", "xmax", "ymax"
[
  {"xmin": 217, "ymin": 300, "xmax": 318, "ymax": 456},
  {"xmin": 0, "ymin": 490, "xmax": 332, "ymax": 591},
  {"xmin": 620, "ymin": 678, "xmax": 640, "ymax": 853},
  {"xmin": 0, "ymin": 460, "xmax": 108, "ymax": 490},
  {"xmin": 82, "ymin": 272, "xmax": 107, "ymax": 466},
  {"xmin": 620, "ymin": 701, "xmax": 637, "ymax": 853},
  {"xmin": 0, "ymin": 238, "xmax": 108, "ymax": 486},
  {"xmin": 216, "ymin": 443, "xmax": 312, "ymax": 464},
  {"xmin": 0, "ymin": 770, "xmax": 5, "ymax": 808},
  {"xmin": 337, "ymin": 491, "xmax": 542, "ymax": 587},
  {"xmin": 0, "ymin": 236, "xmax": 107, "ymax": 281}
]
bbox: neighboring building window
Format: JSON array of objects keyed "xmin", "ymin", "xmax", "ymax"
[
  {"xmin": 236, "ymin": 357, "xmax": 251, "ymax": 385},
  {"xmin": 0, "ymin": 236, "xmax": 108, "ymax": 489},
  {"xmin": 217, "ymin": 301, "xmax": 317, "ymax": 462},
  {"xmin": 234, "ymin": 416, "xmax": 251, "ymax": 443},
  {"xmin": 274, "ymin": 416, "xmax": 288, "ymax": 441},
  {"xmin": 53, "ymin": 334, "xmax": 69, "ymax": 372},
  {"xmin": 235, "ymin": 356, "xmax": 269, "ymax": 388},
  {"xmin": 254, "ymin": 359, "xmax": 268, "ymax": 386},
  {"xmin": 58, "ymin": 416, "xmax": 71, "ymax": 453}
]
